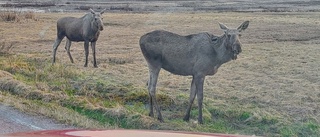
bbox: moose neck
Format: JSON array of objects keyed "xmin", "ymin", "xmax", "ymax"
[
  {"xmin": 90, "ymin": 20, "xmax": 100, "ymax": 32},
  {"xmin": 83, "ymin": 13, "xmax": 99, "ymax": 34}
]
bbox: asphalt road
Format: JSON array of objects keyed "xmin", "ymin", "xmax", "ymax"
[{"xmin": 0, "ymin": 104, "xmax": 74, "ymax": 134}]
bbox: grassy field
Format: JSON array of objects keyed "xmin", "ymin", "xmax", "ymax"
[{"xmin": 1, "ymin": 11, "xmax": 320, "ymax": 136}]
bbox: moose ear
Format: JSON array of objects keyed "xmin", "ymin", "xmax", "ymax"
[
  {"xmin": 100, "ymin": 8, "xmax": 106, "ymax": 14},
  {"xmin": 89, "ymin": 8, "xmax": 95, "ymax": 14},
  {"xmin": 237, "ymin": 21, "xmax": 249, "ymax": 32},
  {"xmin": 219, "ymin": 22, "xmax": 229, "ymax": 31}
]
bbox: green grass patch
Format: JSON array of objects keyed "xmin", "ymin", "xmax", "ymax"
[
  {"xmin": 207, "ymin": 107, "xmax": 281, "ymax": 135},
  {"xmin": 124, "ymin": 102, "xmax": 148, "ymax": 115},
  {"xmin": 280, "ymin": 121, "xmax": 320, "ymax": 137},
  {"xmin": 68, "ymin": 105, "xmax": 112, "ymax": 125},
  {"xmin": 65, "ymin": 104, "xmax": 145, "ymax": 129},
  {"xmin": 0, "ymin": 55, "xmax": 83, "ymax": 92}
]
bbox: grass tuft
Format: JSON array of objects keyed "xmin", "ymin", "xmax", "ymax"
[
  {"xmin": 24, "ymin": 12, "xmax": 36, "ymax": 20},
  {"xmin": 0, "ymin": 11, "xmax": 20, "ymax": 22},
  {"xmin": 0, "ymin": 41, "xmax": 15, "ymax": 54},
  {"xmin": 280, "ymin": 121, "xmax": 320, "ymax": 137},
  {"xmin": 108, "ymin": 57, "xmax": 134, "ymax": 64}
]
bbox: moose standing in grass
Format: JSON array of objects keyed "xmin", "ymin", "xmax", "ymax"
[
  {"xmin": 140, "ymin": 21, "xmax": 249, "ymax": 124},
  {"xmin": 52, "ymin": 8, "xmax": 106, "ymax": 67}
]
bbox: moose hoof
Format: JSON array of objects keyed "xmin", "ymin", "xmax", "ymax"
[
  {"xmin": 149, "ymin": 112, "xmax": 154, "ymax": 117},
  {"xmin": 158, "ymin": 117, "xmax": 164, "ymax": 123},
  {"xmin": 183, "ymin": 116, "xmax": 190, "ymax": 122},
  {"xmin": 198, "ymin": 119, "xmax": 203, "ymax": 124}
]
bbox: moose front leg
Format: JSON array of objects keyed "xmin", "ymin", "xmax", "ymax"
[
  {"xmin": 91, "ymin": 42, "xmax": 98, "ymax": 68},
  {"xmin": 84, "ymin": 41, "xmax": 89, "ymax": 67},
  {"xmin": 184, "ymin": 77, "xmax": 197, "ymax": 122},
  {"xmin": 195, "ymin": 76, "xmax": 205, "ymax": 124},
  {"xmin": 65, "ymin": 39, "xmax": 74, "ymax": 63}
]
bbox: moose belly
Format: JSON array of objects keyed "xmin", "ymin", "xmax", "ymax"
[
  {"xmin": 67, "ymin": 34, "xmax": 84, "ymax": 42},
  {"xmin": 161, "ymin": 58, "xmax": 194, "ymax": 76}
]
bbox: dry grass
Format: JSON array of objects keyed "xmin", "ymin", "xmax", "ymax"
[
  {"xmin": 0, "ymin": 70, "xmax": 13, "ymax": 78},
  {"xmin": 0, "ymin": 41, "xmax": 15, "ymax": 54},
  {"xmin": 0, "ymin": 11, "xmax": 320, "ymax": 136},
  {"xmin": 24, "ymin": 12, "xmax": 36, "ymax": 20}
]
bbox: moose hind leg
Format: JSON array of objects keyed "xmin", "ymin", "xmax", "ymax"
[
  {"xmin": 52, "ymin": 37, "xmax": 63, "ymax": 64},
  {"xmin": 147, "ymin": 65, "xmax": 163, "ymax": 122},
  {"xmin": 65, "ymin": 39, "xmax": 74, "ymax": 63},
  {"xmin": 148, "ymin": 76, "xmax": 154, "ymax": 117}
]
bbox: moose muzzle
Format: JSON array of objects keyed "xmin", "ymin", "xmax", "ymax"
[{"xmin": 232, "ymin": 43, "xmax": 242, "ymax": 60}]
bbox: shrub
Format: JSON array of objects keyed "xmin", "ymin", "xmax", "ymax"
[
  {"xmin": 24, "ymin": 12, "xmax": 36, "ymax": 20},
  {"xmin": 0, "ymin": 12, "xmax": 20, "ymax": 22},
  {"xmin": 0, "ymin": 11, "xmax": 37, "ymax": 22}
]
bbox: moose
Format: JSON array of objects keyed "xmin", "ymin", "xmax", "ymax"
[
  {"xmin": 139, "ymin": 21, "xmax": 249, "ymax": 124},
  {"xmin": 52, "ymin": 8, "xmax": 106, "ymax": 67}
]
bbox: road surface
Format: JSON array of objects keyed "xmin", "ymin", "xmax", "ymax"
[{"xmin": 0, "ymin": 104, "xmax": 74, "ymax": 134}]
